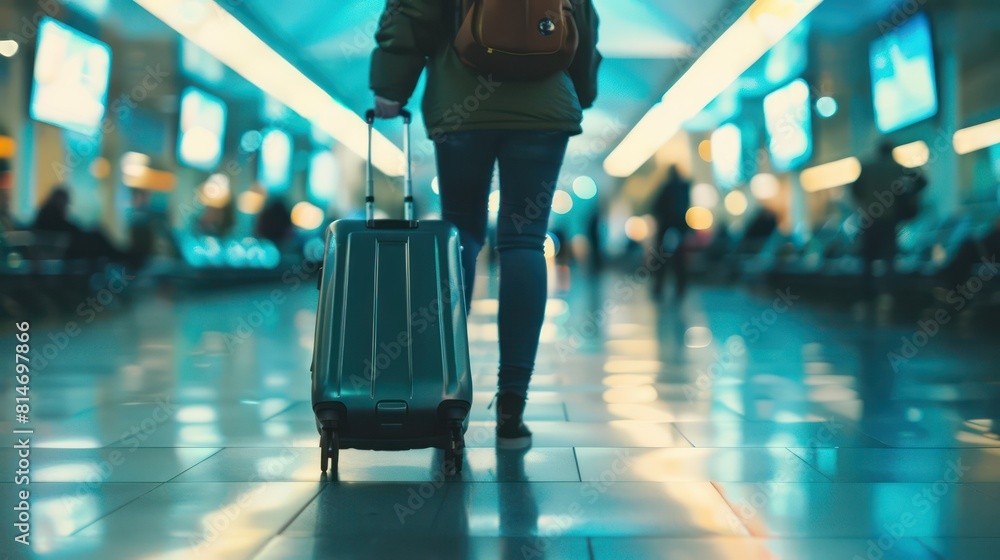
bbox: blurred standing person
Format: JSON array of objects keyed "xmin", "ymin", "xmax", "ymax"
[
  {"xmin": 126, "ymin": 189, "xmax": 158, "ymax": 268},
  {"xmin": 370, "ymin": 0, "xmax": 601, "ymax": 448},
  {"xmin": 651, "ymin": 165, "xmax": 691, "ymax": 299},
  {"xmin": 852, "ymin": 141, "xmax": 927, "ymax": 302},
  {"xmin": 0, "ymin": 159, "xmax": 15, "ymax": 232},
  {"xmin": 587, "ymin": 207, "xmax": 603, "ymax": 273},
  {"xmin": 255, "ymin": 199, "xmax": 293, "ymax": 247}
]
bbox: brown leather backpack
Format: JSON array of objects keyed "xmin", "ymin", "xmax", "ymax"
[{"xmin": 453, "ymin": 0, "xmax": 579, "ymax": 81}]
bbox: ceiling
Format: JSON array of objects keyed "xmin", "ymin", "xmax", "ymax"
[
  {"xmin": 220, "ymin": 0, "xmax": 979, "ymax": 179},
  {"xmin": 99, "ymin": 0, "xmax": 1000, "ymax": 182},
  {"xmin": 220, "ymin": 0, "xmax": 744, "ymax": 178}
]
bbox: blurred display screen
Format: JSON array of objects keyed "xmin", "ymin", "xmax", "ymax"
[
  {"xmin": 259, "ymin": 129, "xmax": 292, "ymax": 192},
  {"xmin": 738, "ymin": 20, "xmax": 810, "ymax": 97},
  {"xmin": 30, "ymin": 18, "xmax": 112, "ymax": 136},
  {"xmin": 308, "ymin": 150, "xmax": 338, "ymax": 205},
  {"xmin": 764, "ymin": 21, "xmax": 809, "ymax": 88},
  {"xmin": 177, "ymin": 87, "xmax": 227, "ymax": 171},
  {"xmin": 62, "ymin": 0, "xmax": 110, "ymax": 19},
  {"xmin": 764, "ymin": 79, "xmax": 813, "ymax": 171},
  {"xmin": 870, "ymin": 12, "xmax": 938, "ymax": 133},
  {"xmin": 711, "ymin": 123, "xmax": 742, "ymax": 190}
]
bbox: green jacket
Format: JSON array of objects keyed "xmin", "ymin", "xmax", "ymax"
[{"xmin": 370, "ymin": 0, "xmax": 601, "ymax": 139}]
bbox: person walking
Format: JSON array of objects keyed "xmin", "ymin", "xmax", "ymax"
[
  {"xmin": 651, "ymin": 165, "xmax": 692, "ymax": 299},
  {"xmin": 370, "ymin": 0, "xmax": 601, "ymax": 448},
  {"xmin": 852, "ymin": 141, "xmax": 927, "ymax": 302}
]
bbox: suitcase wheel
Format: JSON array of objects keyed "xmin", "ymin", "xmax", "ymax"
[
  {"xmin": 320, "ymin": 427, "xmax": 339, "ymax": 473},
  {"xmin": 444, "ymin": 424, "xmax": 465, "ymax": 475}
]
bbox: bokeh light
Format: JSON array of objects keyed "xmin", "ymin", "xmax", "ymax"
[
  {"xmin": 552, "ymin": 190, "xmax": 574, "ymax": 214},
  {"xmin": 685, "ymin": 207, "xmax": 714, "ymax": 230},
  {"xmin": 750, "ymin": 173, "xmax": 780, "ymax": 200},
  {"xmin": 816, "ymin": 96, "xmax": 838, "ymax": 118},
  {"xmin": 291, "ymin": 201, "xmax": 325, "ymax": 230},
  {"xmin": 724, "ymin": 190, "xmax": 748, "ymax": 216},
  {"xmin": 691, "ymin": 183, "xmax": 720, "ymax": 207},
  {"xmin": 572, "ymin": 176, "xmax": 598, "ymax": 199},
  {"xmin": 624, "ymin": 216, "xmax": 650, "ymax": 242},
  {"xmin": 543, "ymin": 233, "xmax": 559, "ymax": 258},
  {"xmin": 698, "ymin": 139, "xmax": 712, "ymax": 162},
  {"xmin": 237, "ymin": 190, "xmax": 265, "ymax": 214}
]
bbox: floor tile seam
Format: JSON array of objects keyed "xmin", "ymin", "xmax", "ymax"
[
  {"xmin": 68, "ymin": 481, "xmax": 165, "ymax": 537},
  {"xmin": 260, "ymin": 401, "xmax": 301, "ymax": 422},
  {"xmin": 784, "ymin": 447, "xmax": 835, "ymax": 482},
  {"xmin": 914, "ymin": 537, "xmax": 949, "ymax": 560},
  {"xmin": 163, "ymin": 447, "xmax": 226, "ymax": 483},
  {"xmin": 709, "ymin": 481, "xmax": 754, "ymax": 537},
  {"xmin": 65, "ymin": 448, "xmax": 227, "ymax": 536},
  {"xmin": 572, "ymin": 447, "xmax": 583, "ymax": 482},
  {"xmin": 672, "ymin": 424, "xmax": 696, "ymax": 447}
]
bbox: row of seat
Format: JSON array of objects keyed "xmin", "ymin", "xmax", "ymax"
[
  {"xmin": 735, "ymin": 212, "xmax": 1000, "ymax": 309},
  {"xmin": 0, "ymin": 230, "xmax": 324, "ymax": 320}
]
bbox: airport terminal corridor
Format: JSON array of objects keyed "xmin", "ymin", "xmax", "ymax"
[{"xmin": 2, "ymin": 270, "xmax": 999, "ymax": 559}]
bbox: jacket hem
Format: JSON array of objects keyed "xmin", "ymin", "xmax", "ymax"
[{"xmin": 423, "ymin": 120, "xmax": 583, "ymax": 139}]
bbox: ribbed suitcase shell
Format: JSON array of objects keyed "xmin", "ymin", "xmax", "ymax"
[{"xmin": 311, "ymin": 218, "xmax": 472, "ymax": 450}]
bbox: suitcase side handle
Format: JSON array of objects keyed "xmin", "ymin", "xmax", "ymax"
[{"xmin": 365, "ymin": 109, "xmax": 414, "ymax": 227}]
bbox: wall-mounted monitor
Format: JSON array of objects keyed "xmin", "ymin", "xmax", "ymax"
[
  {"xmin": 711, "ymin": 123, "xmax": 742, "ymax": 190},
  {"xmin": 177, "ymin": 87, "xmax": 227, "ymax": 171},
  {"xmin": 308, "ymin": 150, "xmax": 338, "ymax": 205},
  {"xmin": 259, "ymin": 128, "xmax": 292, "ymax": 192},
  {"xmin": 29, "ymin": 18, "xmax": 112, "ymax": 136},
  {"xmin": 870, "ymin": 12, "xmax": 938, "ymax": 133},
  {"xmin": 764, "ymin": 79, "xmax": 813, "ymax": 171}
]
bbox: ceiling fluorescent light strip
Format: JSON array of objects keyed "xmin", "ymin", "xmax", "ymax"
[
  {"xmin": 603, "ymin": 0, "xmax": 824, "ymax": 178},
  {"xmin": 953, "ymin": 118, "xmax": 1000, "ymax": 155},
  {"xmin": 132, "ymin": 0, "xmax": 405, "ymax": 176},
  {"xmin": 799, "ymin": 156, "xmax": 860, "ymax": 192},
  {"xmin": 892, "ymin": 141, "xmax": 929, "ymax": 168}
]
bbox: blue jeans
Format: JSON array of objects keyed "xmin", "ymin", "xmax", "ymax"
[{"xmin": 435, "ymin": 130, "xmax": 570, "ymax": 399}]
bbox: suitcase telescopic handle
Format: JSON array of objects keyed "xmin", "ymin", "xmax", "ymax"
[{"xmin": 365, "ymin": 109, "xmax": 414, "ymax": 224}]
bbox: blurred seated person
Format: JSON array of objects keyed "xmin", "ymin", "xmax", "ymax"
[
  {"xmin": 745, "ymin": 207, "xmax": 778, "ymax": 240},
  {"xmin": 194, "ymin": 205, "xmax": 228, "ymax": 238},
  {"xmin": 255, "ymin": 199, "xmax": 293, "ymax": 246},
  {"xmin": 982, "ymin": 216, "xmax": 1000, "ymax": 257},
  {"xmin": 937, "ymin": 217, "xmax": 999, "ymax": 292},
  {"xmin": 32, "ymin": 186, "xmax": 128, "ymax": 263},
  {"xmin": 737, "ymin": 207, "xmax": 778, "ymax": 254}
]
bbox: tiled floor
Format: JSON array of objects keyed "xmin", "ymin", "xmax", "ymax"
[{"xmin": 2, "ymin": 270, "xmax": 999, "ymax": 559}]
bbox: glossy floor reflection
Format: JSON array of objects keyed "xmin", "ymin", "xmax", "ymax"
[{"xmin": 2, "ymin": 272, "xmax": 999, "ymax": 559}]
